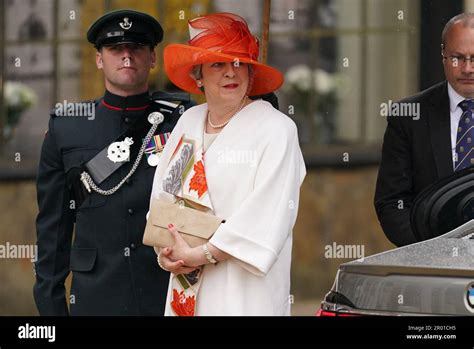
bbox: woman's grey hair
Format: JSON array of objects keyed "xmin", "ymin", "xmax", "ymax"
[{"xmin": 190, "ymin": 65, "xmax": 203, "ymax": 80}]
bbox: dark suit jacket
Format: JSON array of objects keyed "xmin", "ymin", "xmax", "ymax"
[
  {"xmin": 34, "ymin": 90, "xmax": 193, "ymax": 316},
  {"xmin": 374, "ymin": 81, "xmax": 454, "ymax": 246}
]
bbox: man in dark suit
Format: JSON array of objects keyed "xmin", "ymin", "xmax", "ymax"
[
  {"xmin": 33, "ymin": 10, "xmax": 193, "ymax": 315},
  {"xmin": 375, "ymin": 13, "xmax": 474, "ymax": 247}
]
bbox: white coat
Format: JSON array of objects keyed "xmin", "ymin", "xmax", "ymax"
[{"xmin": 150, "ymin": 100, "xmax": 306, "ymax": 315}]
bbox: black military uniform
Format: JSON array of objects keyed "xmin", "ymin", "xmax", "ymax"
[{"xmin": 34, "ymin": 10, "xmax": 193, "ymax": 316}]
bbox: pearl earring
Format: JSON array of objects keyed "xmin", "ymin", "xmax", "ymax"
[{"xmin": 197, "ymin": 81, "xmax": 203, "ymax": 87}]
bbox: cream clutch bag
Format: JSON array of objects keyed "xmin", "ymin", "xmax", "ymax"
[{"xmin": 143, "ymin": 199, "xmax": 225, "ymax": 248}]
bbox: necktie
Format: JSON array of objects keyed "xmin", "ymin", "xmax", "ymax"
[{"xmin": 455, "ymin": 100, "xmax": 474, "ymax": 171}]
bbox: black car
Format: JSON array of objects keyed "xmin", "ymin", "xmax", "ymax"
[{"xmin": 318, "ymin": 220, "xmax": 474, "ymax": 316}]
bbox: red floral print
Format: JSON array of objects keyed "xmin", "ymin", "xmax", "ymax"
[
  {"xmin": 189, "ymin": 160, "xmax": 207, "ymax": 198},
  {"xmin": 171, "ymin": 289, "xmax": 196, "ymax": 316}
]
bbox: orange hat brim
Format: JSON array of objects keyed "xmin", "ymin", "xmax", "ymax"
[{"xmin": 164, "ymin": 44, "xmax": 284, "ymax": 96}]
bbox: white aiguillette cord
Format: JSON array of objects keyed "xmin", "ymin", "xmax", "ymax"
[{"xmin": 80, "ymin": 112, "xmax": 164, "ymax": 196}]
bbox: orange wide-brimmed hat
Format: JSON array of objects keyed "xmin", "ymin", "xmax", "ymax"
[{"xmin": 164, "ymin": 13, "xmax": 284, "ymax": 96}]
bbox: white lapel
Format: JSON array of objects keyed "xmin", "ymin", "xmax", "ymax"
[{"xmin": 202, "ymin": 101, "xmax": 262, "ymax": 212}]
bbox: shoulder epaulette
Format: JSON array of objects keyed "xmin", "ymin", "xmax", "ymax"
[
  {"xmin": 150, "ymin": 91, "xmax": 192, "ymax": 103},
  {"xmin": 152, "ymin": 99, "xmax": 178, "ymax": 114},
  {"xmin": 150, "ymin": 91, "xmax": 196, "ymax": 116},
  {"xmin": 50, "ymin": 106, "xmax": 59, "ymax": 118}
]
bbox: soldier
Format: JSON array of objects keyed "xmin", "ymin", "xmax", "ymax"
[{"xmin": 33, "ymin": 9, "xmax": 193, "ymax": 315}]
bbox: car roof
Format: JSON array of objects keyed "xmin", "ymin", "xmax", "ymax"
[{"xmin": 340, "ymin": 219, "xmax": 474, "ymax": 277}]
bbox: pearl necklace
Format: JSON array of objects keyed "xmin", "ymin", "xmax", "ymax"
[{"xmin": 207, "ymin": 97, "xmax": 248, "ymax": 129}]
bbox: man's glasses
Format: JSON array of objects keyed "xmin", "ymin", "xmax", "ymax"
[{"xmin": 442, "ymin": 54, "xmax": 474, "ymax": 66}]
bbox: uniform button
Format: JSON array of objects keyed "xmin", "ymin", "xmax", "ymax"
[
  {"xmin": 124, "ymin": 117, "xmax": 131, "ymax": 123},
  {"xmin": 128, "ymin": 208, "xmax": 134, "ymax": 215},
  {"xmin": 130, "ymin": 243, "xmax": 137, "ymax": 250}
]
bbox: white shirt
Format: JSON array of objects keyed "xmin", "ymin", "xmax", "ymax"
[
  {"xmin": 447, "ymin": 83, "xmax": 466, "ymax": 168},
  {"xmin": 203, "ymin": 131, "xmax": 218, "ymax": 152}
]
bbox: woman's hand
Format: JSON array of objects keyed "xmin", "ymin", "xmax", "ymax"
[
  {"xmin": 158, "ymin": 247, "xmax": 197, "ymax": 275},
  {"xmin": 156, "ymin": 224, "xmax": 230, "ymax": 273},
  {"xmin": 156, "ymin": 224, "xmax": 206, "ymax": 274},
  {"xmin": 166, "ymin": 224, "xmax": 207, "ymax": 268}
]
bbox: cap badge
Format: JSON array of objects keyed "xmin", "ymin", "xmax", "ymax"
[{"xmin": 119, "ymin": 17, "xmax": 132, "ymax": 30}]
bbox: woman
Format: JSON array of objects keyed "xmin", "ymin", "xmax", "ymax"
[{"xmin": 150, "ymin": 12, "xmax": 306, "ymax": 316}]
